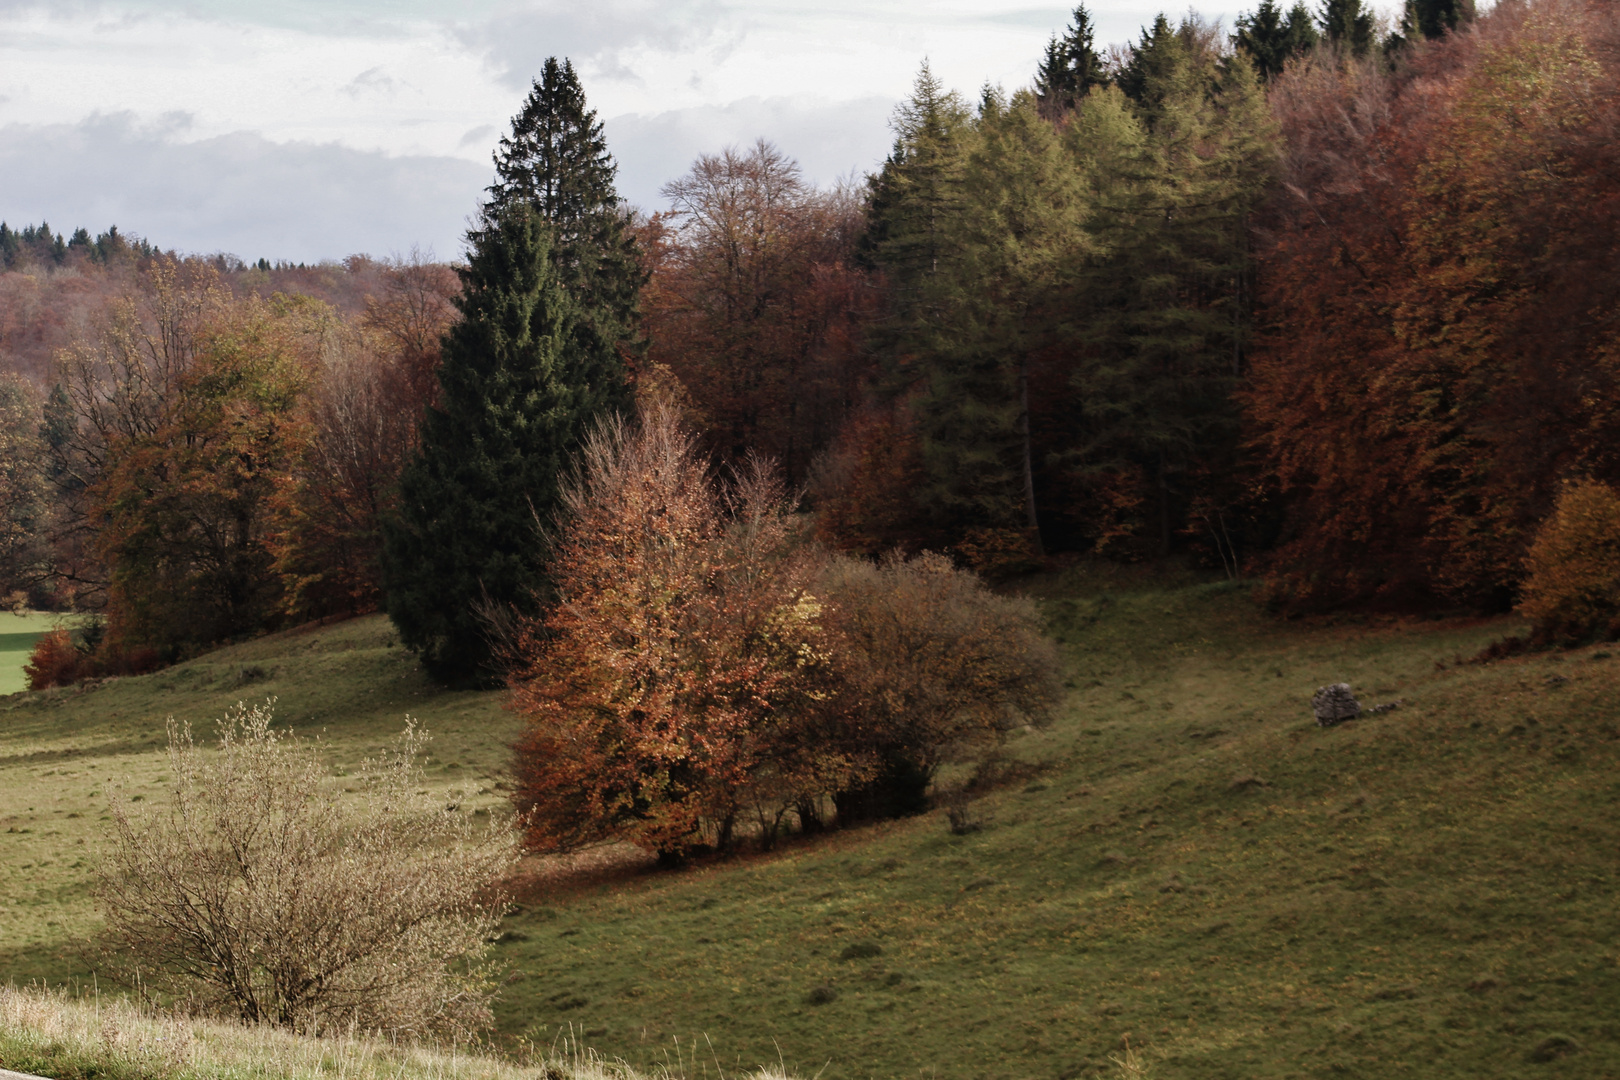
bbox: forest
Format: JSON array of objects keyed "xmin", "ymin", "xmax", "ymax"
[{"xmin": 3, "ymin": 0, "xmax": 1619, "ymax": 840}]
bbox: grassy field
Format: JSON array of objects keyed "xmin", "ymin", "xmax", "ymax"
[
  {"xmin": 3, "ymin": 566, "xmax": 1618, "ymax": 1080},
  {"xmin": 0, "ymin": 984, "xmax": 795, "ymax": 1080},
  {"xmin": 0, "ymin": 611, "xmax": 71, "ymax": 696}
]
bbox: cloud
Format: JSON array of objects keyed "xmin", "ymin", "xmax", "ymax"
[
  {"xmin": 342, "ymin": 65, "xmax": 402, "ymax": 98},
  {"xmin": 459, "ymin": 0, "xmax": 734, "ymax": 89},
  {"xmin": 458, "ymin": 123, "xmax": 497, "ymax": 148},
  {"xmin": 0, "ymin": 113, "xmax": 487, "ymax": 262},
  {"xmin": 605, "ymin": 95, "xmax": 897, "ymax": 212}
]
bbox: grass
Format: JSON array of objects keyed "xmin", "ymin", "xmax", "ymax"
[
  {"xmin": 0, "ymin": 611, "xmax": 72, "ymax": 696},
  {"xmin": 0, "ymin": 984, "xmax": 797, "ymax": 1080},
  {"xmin": 4, "ymin": 566, "xmax": 1619, "ymax": 1079}
]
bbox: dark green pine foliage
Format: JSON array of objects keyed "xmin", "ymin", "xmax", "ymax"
[
  {"xmin": 1319, "ymin": 0, "xmax": 1376, "ymax": 56},
  {"xmin": 1394, "ymin": 0, "xmax": 1473, "ymax": 47},
  {"xmin": 486, "ymin": 57, "xmax": 644, "ymax": 370},
  {"xmin": 1034, "ymin": 6, "xmax": 1107, "ymax": 119},
  {"xmin": 381, "ymin": 208, "xmax": 628, "ymax": 681},
  {"xmin": 1071, "ymin": 25, "xmax": 1276, "ymax": 555},
  {"xmin": 1235, "ymin": 0, "xmax": 1321, "ymax": 80},
  {"xmin": 1115, "ymin": 15, "xmax": 1184, "ymax": 116}
]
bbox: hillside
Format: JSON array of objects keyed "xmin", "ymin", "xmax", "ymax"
[{"xmin": 3, "ymin": 566, "xmax": 1618, "ymax": 1078}]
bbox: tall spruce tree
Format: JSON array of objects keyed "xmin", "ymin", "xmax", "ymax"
[
  {"xmin": 908, "ymin": 89, "xmax": 1087, "ymax": 550},
  {"xmin": 1034, "ymin": 6, "xmax": 1107, "ymax": 119},
  {"xmin": 1400, "ymin": 0, "xmax": 1473, "ymax": 41},
  {"xmin": 1235, "ymin": 0, "xmax": 1321, "ymax": 80},
  {"xmin": 382, "ymin": 208, "xmax": 628, "ymax": 681},
  {"xmin": 384, "ymin": 59, "xmax": 636, "ymax": 681},
  {"xmin": 487, "ymin": 57, "xmax": 644, "ymax": 370},
  {"xmin": 1319, "ymin": 0, "xmax": 1375, "ymax": 55}
]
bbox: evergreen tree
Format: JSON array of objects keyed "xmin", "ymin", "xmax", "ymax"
[
  {"xmin": 1319, "ymin": 0, "xmax": 1375, "ymax": 55},
  {"xmin": 1235, "ymin": 0, "xmax": 1321, "ymax": 80},
  {"xmin": 486, "ymin": 57, "xmax": 643, "ymax": 368},
  {"xmin": 1070, "ymin": 34, "xmax": 1277, "ymax": 555},
  {"xmin": 1115, "ymin": 15, "xmax": 1191, "ymax": 123},
  {"xmin": 1399, "ymin": 0, "xmax": 1472, "ymax": 41},
  {"xmin": 381, "ymin": 207, "xmax": 629, "ymax": 681},
  {"xmin": 1034, "ymin": 6, "xmax": 1107, "ymax": 119},
  {"xmin": 908, "ymin": 89, "xmax": 1088, "ymax": 550},
  {"xmin": 863, "ymin": 62, "xmax": 974, "ymax": 298}
]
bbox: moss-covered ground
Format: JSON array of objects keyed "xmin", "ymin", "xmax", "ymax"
[{"xmin": 3, "ymin": 566, "xmax": 1617, "ymax": 1079}]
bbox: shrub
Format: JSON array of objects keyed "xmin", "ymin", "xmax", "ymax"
[
  {"xmin": 818, "ymin": 551, "xmax": 1062, "ymax": 822},
  {"xmin": 23, "ymin": 627, "xmax": 83, "ymax": 689},
  {"xmin": 508, "ymin": 404, "xmax": 849, "ymax": 859},
  {"xmin": 97, "ymin": 700, "xmax": 520, "ymax": 1039},
  {"xmin": 1518, "ymin": 479, "xmax": 1620, "ymax": 644}
]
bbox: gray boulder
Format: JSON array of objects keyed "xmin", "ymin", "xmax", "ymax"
[{"xmin": 1312, "ymin": 683, "xmax": 1362, "ymax": 726}]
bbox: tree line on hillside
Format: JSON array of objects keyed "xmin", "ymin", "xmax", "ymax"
[{"xmin": 8, "ymin": 0, "xmax": 1620, "ymax": 850}]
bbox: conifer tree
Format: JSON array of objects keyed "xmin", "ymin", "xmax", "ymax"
[
  {"xmin": 1235, "ymin": 0, "xmax": 1321, "ymax": 80},
  {"xmin": 487, "ymin": 57, "xmax": 643, "ymax": 368},
  {"xmin": 863, "ymin": 62, "xmax": 974, "ymax": 309},
  {"xmin": 1115, "ymin": 15, "xmax": 1187, "ymax": 117},
  {"xmin": 1399, "ymin": 0, "xmax": 1473, "ymax": 41},
  {"xmin": 381, "ymin": 208, "xmax": 628, "ymax": 681},
  {"xmin": 1035, "ymin": 6, "xmax": 1107, "ymax": 118},
  {"xmin": 1070, "ymin": 27, "xmax": 1277, "ymax": 555},
  {"xmin": 908, "ymin": 89, "xmax": 1087, "ymax": 552},
  {"xmin": 1319, "ymin": 0, "xmax": 1375, "ymax": 55}
]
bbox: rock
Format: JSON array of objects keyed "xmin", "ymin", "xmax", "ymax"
[{"xmin": 1312, "ymin": 682, "xmax": 1362, "ymax": 726}]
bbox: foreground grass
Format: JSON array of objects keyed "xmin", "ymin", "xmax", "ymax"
[
  {"xmin": 4, "ymin": 566, "xmax": 1619, "ymax": 1078},
  {"xmin": 0, "ymin": 985, "xmax": 794, "ymax": 1080}
]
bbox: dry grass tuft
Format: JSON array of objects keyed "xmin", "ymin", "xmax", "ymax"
[{"xmin": 0, "ymin": 984, "xmax": 800, "ymax": 1080}]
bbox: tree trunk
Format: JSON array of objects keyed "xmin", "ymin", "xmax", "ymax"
[{"xmin": 1018, "ymin": 356, "xmax": 1043, "ymax": 556}]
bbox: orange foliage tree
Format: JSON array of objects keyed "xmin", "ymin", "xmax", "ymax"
[
  {"xmin": 643, "ymin": 141, "xmax": 878, "ymax": 483},
  {"xmin": 273, "ymin": 256, "xmax": 459, "ymax": 621},
  {"xmin": 507, "ymin": 405, "xmax": 850, "ymax": 858},
  {"xmin": 1518, "ymin": 478, "xmax": 1620, "ymax": 643},
  {"xmin": 1247, "ymin": 0, "xmax": 1620, "ymax": 609},
  {"xmin": 56, "ymin": 260, "xmax": 312, "ymax": 652}
]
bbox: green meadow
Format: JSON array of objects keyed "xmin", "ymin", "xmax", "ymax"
[
  {"xmin": 0, "ymin": 612, "xmax": 69, "ymax": 697},
  {"xmin": 3, "ymin": 566, "xmax": 1618, "ymax": 1079}
]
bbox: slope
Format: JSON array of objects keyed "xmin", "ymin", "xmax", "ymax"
[{"xmin": 2, "ymin": 567, "xmax": 1617, "ymax": 1079}]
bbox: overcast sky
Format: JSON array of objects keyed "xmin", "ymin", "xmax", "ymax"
[{"xmin": 0, "ymin": 0, "xmax": 1276, "ymax": 263}]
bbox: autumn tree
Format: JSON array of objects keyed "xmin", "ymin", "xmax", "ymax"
[
  {"xmin": 508, "ymin": 405, "xmax": 845, "ymax": 858},
  {"xmin": 1247, "ymin": 0, "xmax": 1620, "ymax": 608},
  {"xmin": 1518, "ymin": 479, "xmax": 1620, "ymax": 644},
  {"xmin": 51, "ymin": 260, "xmax": 311, "ymax": 651},
  {"xmin": 818, "ymin": 551, "xmax": 1061, "ymax": 822},
  {"xmin": 274, "ymin": 254, "xmax": 459, "ymax": 622},
  {"xmin": 99, "ymin": 701, "xmax": 520, "ymax": 1037},
  {"xmin": 647, "ymin": 141, "xmax": 875, "ymax": 482}
]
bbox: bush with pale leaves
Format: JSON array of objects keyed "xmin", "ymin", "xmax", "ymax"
[{"xmin": 97, "ymin": 700, "xmax": 521, "ymax": 1038}]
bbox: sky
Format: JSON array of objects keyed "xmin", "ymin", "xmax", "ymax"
[{"xmin": 0, "ymin": 0, "xmax": 1266, "ymax": 263}]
